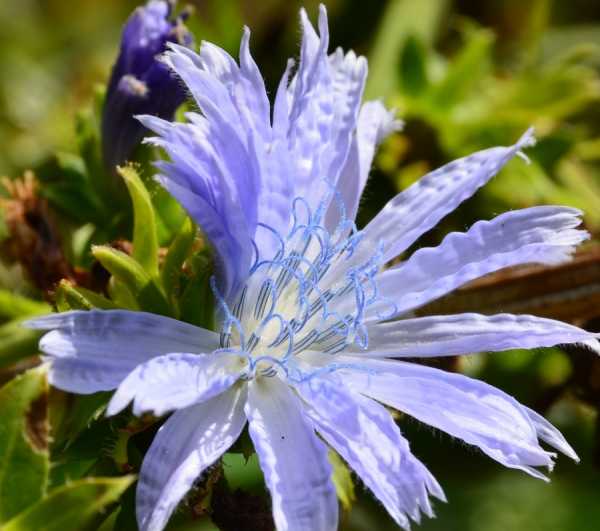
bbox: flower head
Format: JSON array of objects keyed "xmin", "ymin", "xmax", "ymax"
[
  {"xmin": 101, "ymin": 0, "xmax": 193, "ymax": 170},
  {"xmin": 29, "ymin": 5, "xmax": 600, "ymax": 531}
]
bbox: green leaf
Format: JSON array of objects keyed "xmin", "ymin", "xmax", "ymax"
[
  {"xmin": 484, "ymin": 158, "xmax": 558, "ymax": 206},
  {"xmin": 2, "ymin": 476, "xmax": 134, "ymax": 531},
  {"xmin": 161, "ymin": 217, "xmax": 196, "ymax": 310},
  {"xmin": 49, "ymin": 395, "xmax": 115, "ymax": 489},
  {"xmin": 118, "ymin": 165, "xmax": 159, "ymax": 278},
  {"xmin": 576, "ymin": 137, "xmax": 600, "ymax": 160},
  {"xmin": 92, "ymin": 246, "xmax": 149, "ymax": 294},
  {"xmin": 555, "ymin": 158, "xmax": 600, "ymax": 231},
  {"xmin": 0, "ymin": 320, "xmax": 42, "ymax": 368},
  {"xmin": 540, "ymin": 24, "xmax": 600, "ymax": 65},
  {"xmin": 111, "ymin": 482, "xmax": 137, "ymax": 531},
  {"xmin": 179, "ymin": 250, "xmax": 214, "ymax": 329},
  {"xmin": 50, "ymin": 391, "xmax": 111, "ymax": 454},
  {"xmin": 366, "ymin": 0, "xmax": 449, "ymax": 100},
  {"xmin": 519, "ymin": 0, "xmax": 551, "ymax": 66},
  {"xmin": 0, "ymin": 367, "xmax": 49, "ymax": 523},
  {"xmin": 55, "ymin": 280, "xmax": 117, "ymax": 311},
  {"xmin": 328, "ymin": 450, "xmax": 355, "ymax": 511},
  {"xmin": 92, "ymin": 246, "xmax": 170, "ymax": 316},
  {"xmin": 221, "ymin": 452, "xmax": 263, "ymax": 492},
  {"xmin": 153, "ymin": 191, "xmax": 186, "ymax": 245},
  {"xmin": 76, "ymin": 88, "xmax": 111, "ymax": 197},
  {"xmin": 0, "ymin": 212, "xmax": 8, "ymax": 242},
  {"xmin": 400, "ymin": 35, "xmax": 429, "ymax": 97},
  {"xmin": 0, "ymin": 290, "xmax": 50, "ymax": 319},
  {"xmin": 107, "ymin": 278, "xmax": 140, "ymax": 311},
  {"xmin": 36, "ymin": 152, "xmax": 106, "ymax": 225},
  {"xmin": 50, "ymin": 402, "xmax": 128, "ymax": 483},
  {"xmin": 135, "ymin": 282, "xmax": 171, "ymax": 317},
  {"xmin": 429, "ymin": 26, "xmax": 495, "ymax": 109},
  {"xmin": 70, "ymin": 223, "xmax": 97, "ymax": 268}
]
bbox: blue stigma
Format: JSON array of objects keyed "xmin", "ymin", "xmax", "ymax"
[{"xmin": 211, "ymin": 193, "xmax": 387, "ymax": 379}]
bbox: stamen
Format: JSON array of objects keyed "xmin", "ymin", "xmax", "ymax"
[{"xmin": 217, "ymin": 196, "xmax": 384, "ymax": 376}]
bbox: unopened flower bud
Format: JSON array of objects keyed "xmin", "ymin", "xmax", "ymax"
[{"xmin": 101, "ymin": 0, "xmax": 193, "ymax": 171}]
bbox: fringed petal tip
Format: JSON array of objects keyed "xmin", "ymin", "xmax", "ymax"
[
  {"xmin": 298, "ymin": 6, "xmax": 311, "ymax": 35},
  {"xmin": 363, "ymin": 100, "xmax": 404, "ymax": 143},
  {"xmin": 241, "ymin": 25, "xmax": 251, "ymax": 42},
  {"xmin": 381, "ymin": 111, "xmax": 404, "ymax": 140},
  {"xmin": 21, "ymin": 317, "xmax": 47, "ymax": 330},
  {"xmin": 159, "ymin": 41, "xmax": 199, "ymax": 75},
  {"xmin": 405, "ymin": 471, "xmax": 447, "ymax": 527},
  {"xmin": 164, "ymin": 40, "xmax": 190, "ymax": 55},
  {"xmin": 577, "ymin": 338, "xmax": 600, "ymax": 356},
  {"xmin": 515, "ymin": 126, "xmax": 537, "ymax": 163},
  {"xmin": 22, "ymin": 312, "xmax": 72, "ymax": 330},
  {"xmin": 318, "ymin": 3, "xmax": 329, "ymax": 32},
  {"xmin": 532, "ymin": 434, "xmax": 580, "ymax": 475},
  {"xmin": 337, "ymin": 355, "xmax": 581, "ymax": 487},
  {"xmin": 299, "ymin": 3, "xmax": 328, "ymax": 41},
  {"xmin": 135, "ymin": 113, "xmax": 173, "ymax": 136},
  {"xmin": 155, "ymin": 50, "xmax": 174, "ymax": 70},
  {"xmin": 518, "ymin": 126, "xmax": 537, "ymax": 149},
  {"xmin": 571, "ymin": 227, "xmax": 591, "ymax": 245}
]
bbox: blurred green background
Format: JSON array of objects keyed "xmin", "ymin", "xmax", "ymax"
[{"xmin": 1, "ymin": 1, "xmax": 599, "ymax": 530}]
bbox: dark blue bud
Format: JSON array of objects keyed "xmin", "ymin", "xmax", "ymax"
[{"xmin": 102, "ymin": 0, "xmax": 193, "ymax": 171}]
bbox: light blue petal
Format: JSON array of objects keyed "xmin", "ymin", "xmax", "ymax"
[
  {"xmin": 175, "ymin": 33, "xmax": 270, "ymax": 141},
  {"xmin": 238, "ymin": 27, "xmax": 271, "ymax": 140},
  {"xmin": 154, "ymin": 51, "xmax": 262, "ymax": 228},
  {"xmin": 141, "ymin": 114, "xmax": 257, "ymax": 295},
  {"xmin": 196, "ymin": 35, "xmax": 295, "ymax": 258},
  {"xmin": 107, "ymin": 352, "xmax": 245, "ymax": 416},
  {"xmin": 147, "ymin": 114, "xmax": 257, "ymax": 220},
  {"xmin": 364, "ymin": 129, "xmax": 536, "ymax": 263},
  {"xmin": 324, "ymin": 100, "xmax": 401, "ymax": 231},
  {"xmin": 164, "ymin": 43, "xmax": 244, "ymax": 131},
  {"xmin": 286, "ymin": 6, "xmax": 371, "ymax": 216},
  {"xmin": 338, "ymin": 355, "xmax": 577, "ymax": 478},
  {"xmin": 288, "ymin": 6, "xmax": 326, "ymax": 123},
  {"xmin": 523, "ymin": 406, "xmax": 579, "ymax": 462},
  {"xmin": 245, "ymin": 377, "xmax": 338, "ymax": 531},
  {"xmin": 165, "ymin": 49, "xmax": 262, "ymax": 227},
  {"xmin": 359, "ymin": 313, "xmax": 599, "ymax": 357},
  {"xmin": 150, "ymin": 47, "xmax": 264, "ymax": 296},
  {"xmin": 319, "ymin": 48, "xmax": 368, "ymax": 210},
  {"xmin": 141, "ymin": 6, "xmax": 387, "ymax": 291},
  {"xmin": 140, "ymin": 116, "xmax": 226, "ymax": 203},
  {"xmin": 295, "ymin": 375, "xmax": 444, "ymax": 528},
  {"xmin": 146, "ymin": 37, "xmax": 297, "ymax": 281},
  {"xmin": 137, "ymin": 385, "xmax": 247, "ymax": 531},
  {"xmin": 286, "ymin": 6, "xmax": 336, "ymax": 213},
  {"xmin": 24, "ymin": 310, "xmax": 219, "ymax": 394},
  {"xmin": 369, "ymin": 206, "xmax": 589, "ymax": 319},
  {"xmin": 272, "ymin": 58, "xmax": 294, "ymax": 140},
  {"xmin": 248, "ymin": 130, "xmax": 295, "ymax": 262},
  {"xmin": 237, "ymin": 29, "xmax": 296, "ymax": 257},
  {"xmin": 155, "ymin": 175, "xmax": 253, "ymax": 300}
]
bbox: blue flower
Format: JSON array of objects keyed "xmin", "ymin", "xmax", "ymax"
[
  {"xmin": 101, "ymin": 0, "xmax": 193, "ymax": 170},
  {"xmin": 28, "ymin": 5, "xmax": 599, "ymax": 531}
]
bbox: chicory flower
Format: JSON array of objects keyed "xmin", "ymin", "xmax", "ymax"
[
  {"xmin": 29, "ymin": 5, "xmax": 600, "ymax": 531},
  {"xmin": 101, "ymin": 0, "xmax": 192, "ymax": 170}
]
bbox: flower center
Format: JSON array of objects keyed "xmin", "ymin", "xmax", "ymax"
[{"xmin": 213, "ymin": 197, "xmax": 385, "ymax": 378}]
